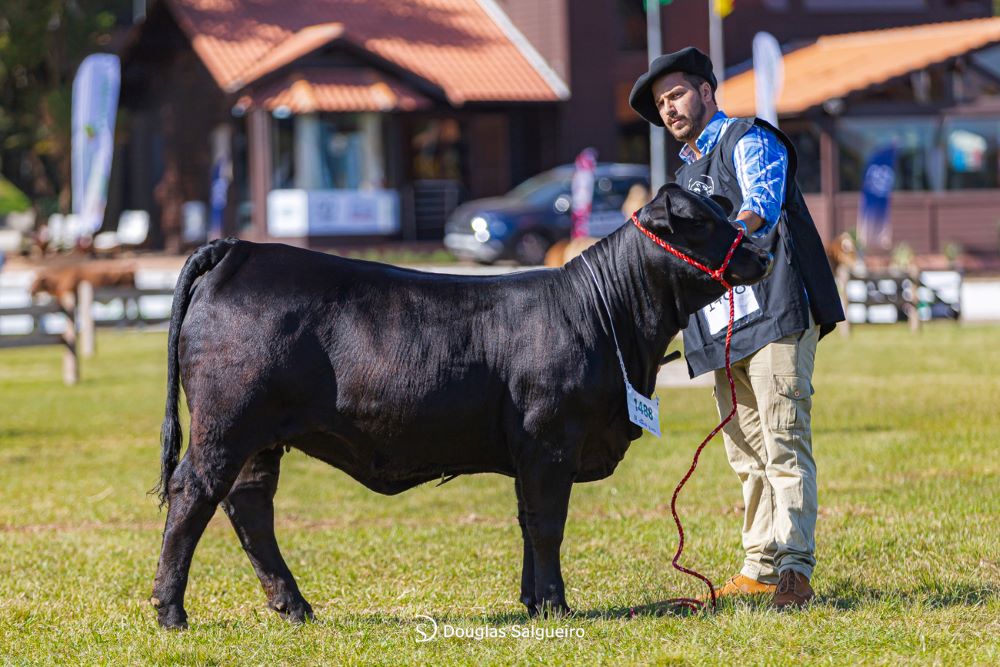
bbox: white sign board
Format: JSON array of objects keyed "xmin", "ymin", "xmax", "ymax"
[
  {"xmin": 701, "ymin": 285, "xmax": 761, "ymax": 335},
  {"xmin": 267, "ymin": 189, "xmax": 400, "ymax": 237}
]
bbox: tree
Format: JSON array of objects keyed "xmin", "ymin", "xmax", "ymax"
[{"xmin": 0, "ymin": 0, "xmax": 130, "ymax": 216}]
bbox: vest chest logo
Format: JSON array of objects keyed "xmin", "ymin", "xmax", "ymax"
[{"xmin": 686, "ymin": 175, "xmax": 715, "ymax": 197}]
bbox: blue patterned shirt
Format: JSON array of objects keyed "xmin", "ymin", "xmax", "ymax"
[{"xmin": 678, "ymin": 110, "xmax": 788, "ymax": 237}]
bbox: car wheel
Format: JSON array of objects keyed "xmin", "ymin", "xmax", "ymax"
[{"xmin": 513, "ymin": 232, "xmax": 550, "ymax": 266}]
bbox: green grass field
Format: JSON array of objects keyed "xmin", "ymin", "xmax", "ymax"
[{"xmin": 1, "ymin": 324, "xmax": 998, "ymax": 665}]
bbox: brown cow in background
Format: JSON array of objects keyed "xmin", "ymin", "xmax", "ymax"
[{"xmin": 30, "ymin": 261, "xmax": 137, "ymax": 300}]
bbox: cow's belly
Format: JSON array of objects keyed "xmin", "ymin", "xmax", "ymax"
[
  {"xmin": 288, "ymin": 425, "xmax": 514, "ymax": 496},
  {"xmin": 283, "ymin": 364, "xmax": 513, "ymax": 494}
]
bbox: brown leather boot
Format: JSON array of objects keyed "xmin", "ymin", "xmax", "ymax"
[
  {"xmin": 698, "ymin": 574, "xmax": 776, "ymax": 602},
  {"xmin": 772, "ymin": 570, "xmax": 814, "ymax": 609}
]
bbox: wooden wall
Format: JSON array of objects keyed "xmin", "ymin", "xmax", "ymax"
[{"xmin": 805, "ymin": 190, "xmax": 1000, "ymax": 255}]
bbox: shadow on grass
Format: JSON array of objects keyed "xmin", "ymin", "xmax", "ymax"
[
  {"xmin": 310, "ymin": 596, "xmax": 769, "ymax": 629},
  {"xmin": 177, "ymin": 583, "xmax": 999, "ymax": 632},
  {"xmin": 338, "ymin": 581, "xmax": 997, "ymax": 628},
  {"xmin": 818, "ymin": 581, "xmax": 999, "ymax": 610}
]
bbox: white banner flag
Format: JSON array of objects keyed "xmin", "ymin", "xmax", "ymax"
[
  {"xmin": 72, "ymin": 54, "xmax": 121, "ymax": 234},
  {"xmin": 752, "ymin": 32, "xmax": 783, "ymax": 128}
]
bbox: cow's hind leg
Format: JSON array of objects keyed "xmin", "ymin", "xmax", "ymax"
[
  {"xmin": 152, "ymin": 448, "xmax": 244, "ymax": 630},
  {"xmin": 517, "ymin": 453, "xmax": 576, "ymax": 617},
  {"xmin": 515, "ymin": 479, "xmax": 538, "ymax": 615},
  {"xmin": 220, "ymin": 446, "xmax": 313, "ymax": 623}
]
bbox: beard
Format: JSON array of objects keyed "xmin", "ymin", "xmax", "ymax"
[{"xmin": 666, "ymin": 97, "xmax": 707, "ymax": 142}]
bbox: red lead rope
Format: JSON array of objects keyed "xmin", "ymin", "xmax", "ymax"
[{"xmin": 631, "ymin": 214, "xmax": 745, "ymax": 613}]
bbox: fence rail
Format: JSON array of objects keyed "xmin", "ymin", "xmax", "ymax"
[
  {"xmin": 0, "ymin": 281, "xmax": 175, "ymax": 384},
  {"xmin": 0, "ymin": 298, "xmax": 77, "ymax": 383}
]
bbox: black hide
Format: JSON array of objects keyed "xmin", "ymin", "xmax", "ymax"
[{"xmin": 150, "ymin": 184, "xmax": 772, "ymax": 628}]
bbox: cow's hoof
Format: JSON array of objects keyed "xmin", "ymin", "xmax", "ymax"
[
  {"xmin": 270, "ymin": 596, "xmax": 314, "ymax": 623},
  {"xmin": 535, "ymin": 600, "xmax": 572, "ymax": 619},
  {"xmin": 155, "ymin": 604, "xmax": 189, "ymax": 630},
  {"xmin": 522, "ymin": 595, "xmax": 539, "ymax": 618}
]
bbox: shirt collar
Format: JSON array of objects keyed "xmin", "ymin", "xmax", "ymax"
[{"xmin": 678, "ymin": 110, "xmax": 729, "ymax": 164}]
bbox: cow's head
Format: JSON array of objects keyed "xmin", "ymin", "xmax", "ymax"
[{"xmin": 634, "ymin": 183, "xmax": 773, "ymax": 296}]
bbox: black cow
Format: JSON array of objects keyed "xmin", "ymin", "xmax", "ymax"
[{"xmin": 150, "ymin": 184, "xmax": 772, "ymax": 629}]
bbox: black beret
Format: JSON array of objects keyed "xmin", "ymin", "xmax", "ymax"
[{"xmin": 629, "ymin": 47, "xmax": 717, "ymax": 126}]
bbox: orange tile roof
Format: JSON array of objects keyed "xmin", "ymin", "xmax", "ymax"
[
  {"xmin": 236, "ymin": 70, "xmax": 432, "ymax": 113},
  {"xmin": 229, "ymin": 23, "xmax": 346, "ymax": 92},
  {"xmin": 163, "ymin": 0, "xmax": 565, "ymax": 104},
  {"xmin": 719, "ymin": 17, "xmax": 1000, "ymax": 118}
]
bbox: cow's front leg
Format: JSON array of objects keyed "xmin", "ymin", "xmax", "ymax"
[
  {"xmin": 514, "ymin": 478, "xmax": 537, "ymax": 615},
  {"xmin": 517, "ymin": 452, "xmax": 576, "ymax": 617}
]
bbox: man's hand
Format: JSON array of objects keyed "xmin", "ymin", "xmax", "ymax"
[{"xmin": 735, "ymin": 210, "xmax": 765, "ymax": 236}]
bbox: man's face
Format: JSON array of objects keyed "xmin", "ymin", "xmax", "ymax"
[{"xmin": 651, "ymin": 72, "xmax": 711, "ymax": 142}]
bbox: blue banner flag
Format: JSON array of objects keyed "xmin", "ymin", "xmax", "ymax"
[
  {"xmin": 209, "ymin": 125, "xmax": 232, "ymax": 241},
  {"xmin": 857, "ymin": 145, "xmax": 896, "ymax": 250}
]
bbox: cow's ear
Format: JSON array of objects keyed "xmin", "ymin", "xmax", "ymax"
[
  {"xmin": 709, "ymin": 195, "xmax": 734, "ymax": 218},
  {"xmin": 638, "ymin": 183, "xmax": 674, "ymax": 233},
  {"xmin": 664, "ymin": 186, "xmax": 703, "ymax": 223}
]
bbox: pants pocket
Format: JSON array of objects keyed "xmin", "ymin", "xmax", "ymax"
[{"xmin": 769, "ymin": 374, "xmax": 812, "ymax": 431}]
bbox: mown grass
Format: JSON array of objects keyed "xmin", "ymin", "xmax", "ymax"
[
  {"xmin": 1, "ymin": 323, "xmax": 998, "ymax": 665},
  {"xmin": 339, "ymin": 247, "xmax": 459, "ymax": 266}
]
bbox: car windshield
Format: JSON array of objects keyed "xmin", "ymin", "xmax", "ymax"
[{"xmin": 506, "ymin": 170, "xmax": 572, "ymax": 205}]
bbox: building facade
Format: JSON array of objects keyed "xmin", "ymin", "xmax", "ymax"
[
  {"xmin": 117, "ymin": 0, "xmax": 566, "ymax": 249},
  {"xmin": 115, "ymin": 0, "xmax": 1000, "ymax": 258}
]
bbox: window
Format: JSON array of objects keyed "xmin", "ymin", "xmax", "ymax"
[
  {"xmin": 838, "ymin": 118, "xmax": 940, "ymax": 191},
  {"xmin": 411, "ymin": 118, "xmax": 463, "ymax": 182},
  {"xmin": 318, "ymin": 114, "xmax": 365, "ymax": 190},
  {"xmin": 944, "ymin": 118, "xmax": 999, "ymax": 190},
  {"xmin": 274, "ymin": 113, "xmax": 386, "ymax": 191},
  {"xmin": 971, "ymin": 44, "xmax": 1000, "ymax": 82},
  {"xmin": 231, "ymin": 122, "xmax": 251, "ymax": 232},
  {"xmin": 272, "ymin": 117, "xmax": 295, "ymax": 189}
]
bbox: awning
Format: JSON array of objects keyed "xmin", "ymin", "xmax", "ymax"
[{"xmin": 236, "ymin": 70, "xmax": 432, "ymax": 113}]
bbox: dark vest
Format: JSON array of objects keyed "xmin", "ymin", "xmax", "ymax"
[{"xmin": 677, "ymin": 117, "xmax": 844, "ymax": 377}]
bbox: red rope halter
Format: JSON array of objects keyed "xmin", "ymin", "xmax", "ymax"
[{"xmin": 631, "ymin": 213, "xmax": 745, "ymax": 614}]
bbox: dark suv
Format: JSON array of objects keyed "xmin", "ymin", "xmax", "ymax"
[{"xmin": 444, "ymin": 163, "xmax": 650, "ymax": 265}]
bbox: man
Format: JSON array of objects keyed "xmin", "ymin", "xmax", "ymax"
[{"xmin": 629, "ymin": 47, "xmax": 844, "ymax": 609}]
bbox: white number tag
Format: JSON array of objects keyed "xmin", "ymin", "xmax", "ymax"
[
  {"xmin": 626, "ymin": 381, "xmax": 661, "ymax": 438},
  {"xmin": 701, "ymin": 285, "xmax": 760, "ymax": 335}
]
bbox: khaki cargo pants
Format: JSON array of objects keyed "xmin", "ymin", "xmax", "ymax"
[{"xmin": 712, "ymin": 321, "xmax": 820, "ymax": 584}]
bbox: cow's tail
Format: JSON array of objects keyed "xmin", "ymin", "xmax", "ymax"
[{"xmin": 154, "ymin": 238, "xmax": 240, "ymax": 508}]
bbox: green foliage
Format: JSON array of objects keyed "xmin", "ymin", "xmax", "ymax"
[
  {"xmin": 890, "ymin": 241, "xmax": 914, "ymax": 270},
  {"xmin": 0, "ymin": 1, "xmax": 130, "ymax": 205},
  {"xmin": 0, "ymin": 325, "xmax": 998, "ymax": 664},
  {"xmin": 942, "ymin": 241, "xmax": 962, "ymax": 263},
  {"xmin": 0, "ymin": 175, "xmax": 30, "ymax": 215}
]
